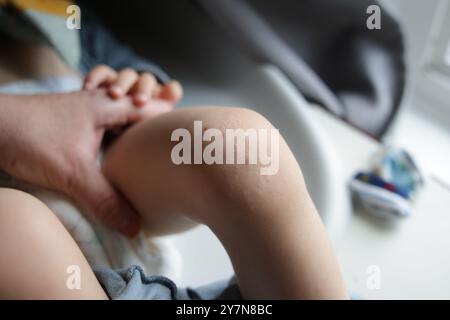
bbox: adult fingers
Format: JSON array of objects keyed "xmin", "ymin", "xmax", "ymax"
[{"xmin": 94, "ymin": 94, "xmax": 173, "ymax": 128}]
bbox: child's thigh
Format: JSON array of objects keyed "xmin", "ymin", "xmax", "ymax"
[{"xmin": 0, "ymin": 188, "xmax": 107, "ymax": 299}]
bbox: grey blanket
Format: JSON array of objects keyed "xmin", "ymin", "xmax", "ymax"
[{"xmin": 197, "ymin": 0, "xmax": 408, "ymax": 138}]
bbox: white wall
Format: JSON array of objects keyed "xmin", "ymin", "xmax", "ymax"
[
  {"xmin": 383, "ymin": 0, "xmax": 450, "ymax": 187},
  {"xmin": 385, "ymin": 0, "xmax": 450, "ymax": 124}
]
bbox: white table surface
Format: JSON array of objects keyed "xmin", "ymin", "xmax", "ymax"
[{"xmin": 312, "ymin": 106, "xmax": 450, "ymax": 299}]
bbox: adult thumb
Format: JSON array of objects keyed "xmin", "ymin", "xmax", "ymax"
[
  {"xmin": 71, "ymin": 164, "xmax": 141, "ymax": 237},
  {"xmin": 96, "ymin": 94, "xmax": 174, "ymax": 128}
]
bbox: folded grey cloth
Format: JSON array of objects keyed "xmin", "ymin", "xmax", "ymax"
[{"xmin": 95, "ymin": 265, "xmax": 241, "ymax": 300}]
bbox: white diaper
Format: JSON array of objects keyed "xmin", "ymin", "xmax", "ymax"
[{"xmin": 0, "ymin": 77, "xmax": 182, "ymax": 281}]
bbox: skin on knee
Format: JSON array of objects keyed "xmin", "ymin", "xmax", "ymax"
[
  {"xmin": 103, "ymin": 107, "xmax": 278, "ymax": 228},
  {"xmin": 102, "ymin": 107, "xmax": 254, "ymax": 234},
  {"xmin": 0, "ymin": 188, "xmax": 107, "ymax": 299},
  {"xmin": 103, "ymin": 107, "xmax": 347, "ymax": 299}
]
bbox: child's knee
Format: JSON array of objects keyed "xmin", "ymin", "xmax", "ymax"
[
  {"xmin": 103, "ymin": 106, "xmax": 304, "ymax": 226},
  {"xmin": 177, "ymin": 107, "xmax": 302, "ymax": 223},
  {"xmin": 190, "ymin": 106, "xmax": 274, "ymax": 133},
  {"xmin": 191, "ymin": 107, "xmax": 279, "ymax": 185},
  {"xmin": 181, "ymin": 107, "xmax": 277, "ymax": 175}
]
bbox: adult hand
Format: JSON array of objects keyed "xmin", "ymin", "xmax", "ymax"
[{"xmin": 0, "ymin": 89, "xmax": 172, "ymax": 237}]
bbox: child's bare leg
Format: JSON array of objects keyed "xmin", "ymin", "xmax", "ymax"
[
  {"xmin": 0, "ymin": 188, "xmax": 107, "ymax": 299},
  {"xmin": 103, "ymin": 107, "xmax": 348, "ymax": 299}
]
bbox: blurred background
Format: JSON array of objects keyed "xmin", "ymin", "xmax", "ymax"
[{"xmin": 81, "ymin": 0, "xmax": 450, "ymax": 299}]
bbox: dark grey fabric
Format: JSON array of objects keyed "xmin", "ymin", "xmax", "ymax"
[
  {"xmin": 77, "ymin": 4, "xmax": 171, "ymax": 83},
  {"xmin": 0, "ymin": 2, "xmax": 49, "ymax": 46},
  {"xmin": 0, "ymin": 1, "xmax": 171, "ymax": 83},
  {"xmin": 197, "ymin": 0, "xmax": 408, "ymax": 138},
  {"xmin": 95, "ymin": 265, "xmax": 242, "ymax": 300}
]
